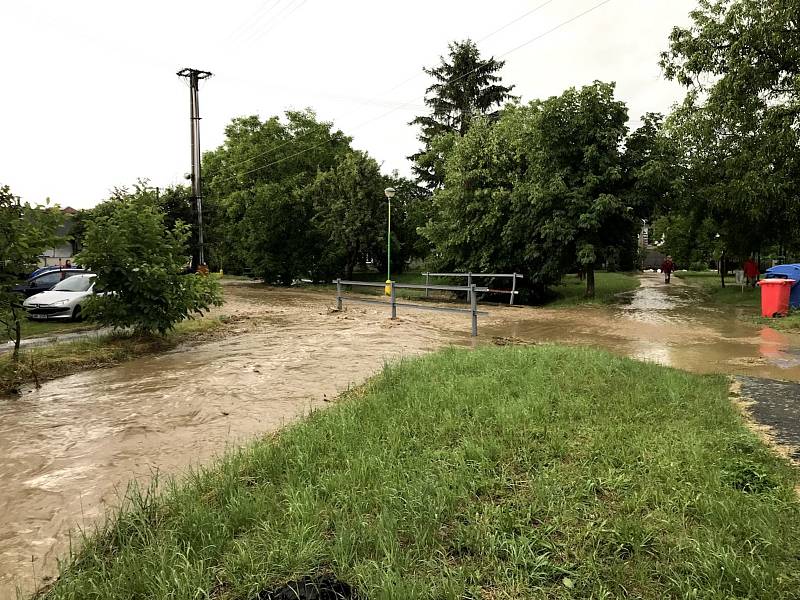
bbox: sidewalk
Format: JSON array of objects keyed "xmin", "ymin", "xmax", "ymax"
[{"xmin": 0, "ymin": 327, "xmax": 113, "ymax": 355}]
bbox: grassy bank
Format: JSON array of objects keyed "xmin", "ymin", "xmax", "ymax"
[
  {"xmin": 675, "ymin": 272, "xmax": 800, "ymax": 332},
  {"xmin": 547, "ymin": 271, "xmax": 640, "ymax": 306},
  {"xmin": 42, "ymin": 346, "xmax": 799, "ymax": 599},
  {"xmin": 675, "ymin": 271, "xmax": 760, "ymax": 308},
  {"xmin": 0, "ymin": 317, "xmax": 225, "ymax": 395}
]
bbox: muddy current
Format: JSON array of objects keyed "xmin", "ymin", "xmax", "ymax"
[{"xmin": 2, "ymin": 276, "xmax": 800, "ymax": 597}]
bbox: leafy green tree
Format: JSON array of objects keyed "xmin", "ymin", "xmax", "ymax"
[
  {"xmin": 410, "ymin": 39, "xmax": 516, "ymax": 188},
  {"xmin": 76, "ymin": 190, "xmax": 222, "ymax": 334},
  {"xmin": 422, "ymin": 109, "xmax": 531, "ymax": 283},
  {"xmin": 517, "ymin": 82, "xmax": 633, "ymax": 297},
  {"xmin": 382, "ymin": 174, "xmax": 433, "ymax": 273},
  {"xmin": 0, "ymin": 185, "xmax": 63, "ymax": 357},
  {"xmin": 622, "ymin": 113, "xmax": 684, "ymax": 221},
  {"xmin": 203, "ymin": 110, "xmax": 352, "ymax": 280},
  {"xmin": 309, "ymin": 151, "xmax": 386, "ymax": 280},
  {"xmin": 243, "ymin": 179, "xmax": 317, "ymax": 284},
  {"xmin": 661, "ymin": 0, "xmax": 799, "ymax": 112},
  {"xmin": 424, "ymin": 82, "xmax": 635, "ymax": 299},
  {"xmin": 660, "ymin": 0, "xmax": 800, "ymax": 282}
]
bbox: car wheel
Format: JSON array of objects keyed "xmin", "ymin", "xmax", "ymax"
[{"xmin": 72, "ymin": 305, "xmax": 83, "ymax": 322}]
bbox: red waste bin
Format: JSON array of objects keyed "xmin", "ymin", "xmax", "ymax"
[{"xmin": 757, "ymin": 279, "xmax": 795, "ymax": 317}]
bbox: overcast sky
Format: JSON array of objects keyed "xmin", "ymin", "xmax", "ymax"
[{"xmin": 1, "ymin": 0, "xmax": 697, "ymax": 209}]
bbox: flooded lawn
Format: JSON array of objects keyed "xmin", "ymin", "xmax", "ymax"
[{"xmin": 2, "ymin": 276, "xmax": 799, "ymax": 596}]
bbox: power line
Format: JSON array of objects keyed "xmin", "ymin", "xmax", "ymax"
[
  {"xmin": 246, "ymin": 0, "xmax": 309, "ymax": 44},
  {"xmin": 215, "ymin": 0, "xmax": 617, "ymax": 185},
  {"xmin": 215, "ymin": 0, "xmax": 562, "ymax": 175},
  {"xmin": 224, "ymin": 0, "xmax": 283, "ymax": 44}
]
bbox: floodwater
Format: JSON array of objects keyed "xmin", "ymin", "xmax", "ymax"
[
  {"xmin": 484, "ymin": 274, "xmax": 800, "ymax": 382},
  {"xmin": 2, "ymin": 276, "xmax": 800, "ymax": 597},
  {"xmin": 0, "ymin": 285, "xmax": 468, "ymax": 597}
]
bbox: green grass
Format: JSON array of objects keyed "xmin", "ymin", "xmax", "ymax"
[
  {"xmin": 0, "ymin": 317, "xmax": 225, "ymax": 395},
  {"xmin": 676, "ymin": 272, "xmax": 800, "ymax": 332},
  {"xmin": 751, "ymin": 312, "xmax": 800, "ymax": 332},
  {"xmin": 41, "ymin": 346, "xmax": 799, "ymax": 599},
  {"xmin": 547, "ymin": 272, "xmax": 640, "ymax": 306},
  {"xmin": 675, "ymin": 271, "xmax": 761, "ymax": 308},
  {"xmin": 19, "ymin": 319, "xmax": 98, "ymax": 339}
]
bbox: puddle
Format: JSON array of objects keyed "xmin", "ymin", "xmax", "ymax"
[{"xmin": 2, "ymin": 275, "xmax": 800, "ymax": 596}]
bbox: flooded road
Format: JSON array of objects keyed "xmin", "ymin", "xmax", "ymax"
[{"xmin": 2, "ymin": 275, "xmax": 800, "ymax": 597}]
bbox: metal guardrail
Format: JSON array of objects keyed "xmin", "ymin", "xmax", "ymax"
[
  {"xmin": 422, "ymin": 272, "xmax": 524, "ymax": 305},
  {"xmin": 334, "ymin": 279, "xmax": 489, "ymax": 337}
]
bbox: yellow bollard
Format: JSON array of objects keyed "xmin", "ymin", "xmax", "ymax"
[
  {"xmin": 385, "ymin": 279, "xmax": 392, "ymax": 296},
  {"xmin": 220, "ymin": 268, "xmax": 224, "ymax": 276}
]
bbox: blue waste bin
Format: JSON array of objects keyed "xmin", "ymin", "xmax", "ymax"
[{"xmin": 765, "ymin": 264, "xmax": 800, "ymax": 308}]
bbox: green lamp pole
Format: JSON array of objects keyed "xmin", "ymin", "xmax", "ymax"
[{"xmin": 384, "ymin": 187, "xmax": 396, "ymax": 283}]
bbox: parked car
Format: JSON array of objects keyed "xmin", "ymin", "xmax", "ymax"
[
  {"xmin": 13, "ymin": 268, "xmax": 88, "ymax": 298},
  {"xmin": 23, "ymin": 274, "xmax": 97, "ymax": 321}
]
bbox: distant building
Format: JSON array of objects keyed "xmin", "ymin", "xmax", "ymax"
[
  {"xmin": 638, "ymin": 220, "xmax": 666, "ymax": 270},
  {"xmin": 39, "ymin": 207, "xmax": 79, "ymax": 266}
]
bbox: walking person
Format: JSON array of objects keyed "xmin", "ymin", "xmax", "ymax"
[
  {"xmin": 743, "ymin": 256, "xmax": 759, "ymax": 287},
  {"xmin": 661, "ymin": 255, "xmax": 675, "ymax": 284}
]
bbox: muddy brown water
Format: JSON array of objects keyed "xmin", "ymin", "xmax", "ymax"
[{"xmin": 2, "ymin": 276, "xmax": 800, "ymax": 597}]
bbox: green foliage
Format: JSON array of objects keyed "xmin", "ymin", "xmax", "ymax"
[
  {"xmin": 424, "ymin": 82, "xmax": 637, "ymax": 300},
  {"xmin": 42, "ymin": 346, "xmax": 800, "ymax": 598},
  {"xmin": 548, "ymin": 272, "xmax": 640, "ymax": 306},
  {"xmin": 203, "ymin": 111, "xmax": 351, "ymax": 283},
  {"xmin": 652, "ymin": 212, "xmax": 721, "ymax": 267},
  {"xmin": 0, "ymin": 184, "xmax": 63, "ymax": 356},
  {"xmin": 310, "ymin": 151, "xmax": 387, "ymax": 280},
  {"xmin": 203, "ymin": 111, "xmax": 426, "ymax": 283},
  {"xmin": 659, "ymin": 0, "xmax": 800, "ymax": 270},
  {"xmin": 410, "ymin": 39, "xmax": 516, "ymax": 188},
  {"xmin": 76, "ymin": 189, "xmax": 222, "ymax": 334}
]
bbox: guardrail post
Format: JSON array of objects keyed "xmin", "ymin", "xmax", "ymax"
[
  {"xmin": 425, "ymin": 272, "xmax": 429, "ymax": 298},
  {"xmin": 510, "ymin": 273, "xmax": 517, "ymax": 306},
  {"xmin": 336, "ymin": 278, "xmax": 342, "ymax": 311},
  {"xmin": 390, "ymin": 280, "xmax": 397, "ymax": 319},
  {"xmin": 467, "ymin": 272, "xmax": 472, "ymax": 304},
  {"xmin": 470, "ymin": 283, "xmax": 478, "ymax": 336}
]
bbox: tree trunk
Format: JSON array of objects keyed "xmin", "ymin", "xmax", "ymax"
[
  {"xmin": 345, "ymin": 262, "xmax": 354, "ymax": 280},
  {"xmin": 720, "ymin": 251, "xmax": 726, "ymax": 288},
  {"xmin": 585, "ymin": 266, "xmax": 596, "ymax": 299},
  {"xmin": 11, "ymin": 304, "xmax": 21, "ymax": 361}
]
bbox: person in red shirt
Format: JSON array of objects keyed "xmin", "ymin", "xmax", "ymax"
[
  {"xmin": 661, "ymin": 256, "xmax": 675, "ymax": 283},
  {"xmin": 743, "ymin": 257, "xmax": 759, "ymax": 287}
]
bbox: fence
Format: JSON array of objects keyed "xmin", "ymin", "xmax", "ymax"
[
  {"xmin": 422, "ymin": 272, "xmax": 524, "ymax": 305},
  {"xmin": 334, "ymin": 279, "xmax": 489, "ymax": 337}
]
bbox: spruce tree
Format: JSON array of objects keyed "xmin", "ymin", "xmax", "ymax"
[{"xmin": 410, "ymin": 39, "xmax": 516, "ymax": 188}]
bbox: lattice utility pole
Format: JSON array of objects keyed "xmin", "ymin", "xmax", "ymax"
[{"xmin": 176, "ymin": 67, "xmax": 212, "ymax": 267}]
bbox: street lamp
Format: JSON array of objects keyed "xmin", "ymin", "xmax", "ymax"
[{"xmin": 384, "ymin": 187, "xmax": 396, "ymax": 286}]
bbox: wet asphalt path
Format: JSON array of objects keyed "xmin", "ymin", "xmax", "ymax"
[{"xmin": 736, "ymin": 376, "xmax": 800, "ymax": 460}]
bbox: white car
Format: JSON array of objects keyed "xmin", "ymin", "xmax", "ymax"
[{"xmin": 23, "ymin": 274, "xmax": 97, "ymax": 321}]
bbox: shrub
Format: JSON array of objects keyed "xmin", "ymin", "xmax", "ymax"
[{"xmin": 77, "ymin": 193, "xmax": 222, "ymax": 334}]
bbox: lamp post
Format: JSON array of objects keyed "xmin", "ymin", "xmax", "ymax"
[{"xmin": 384, "ymin": 187, "xmax": 396, "ymax": 290}]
